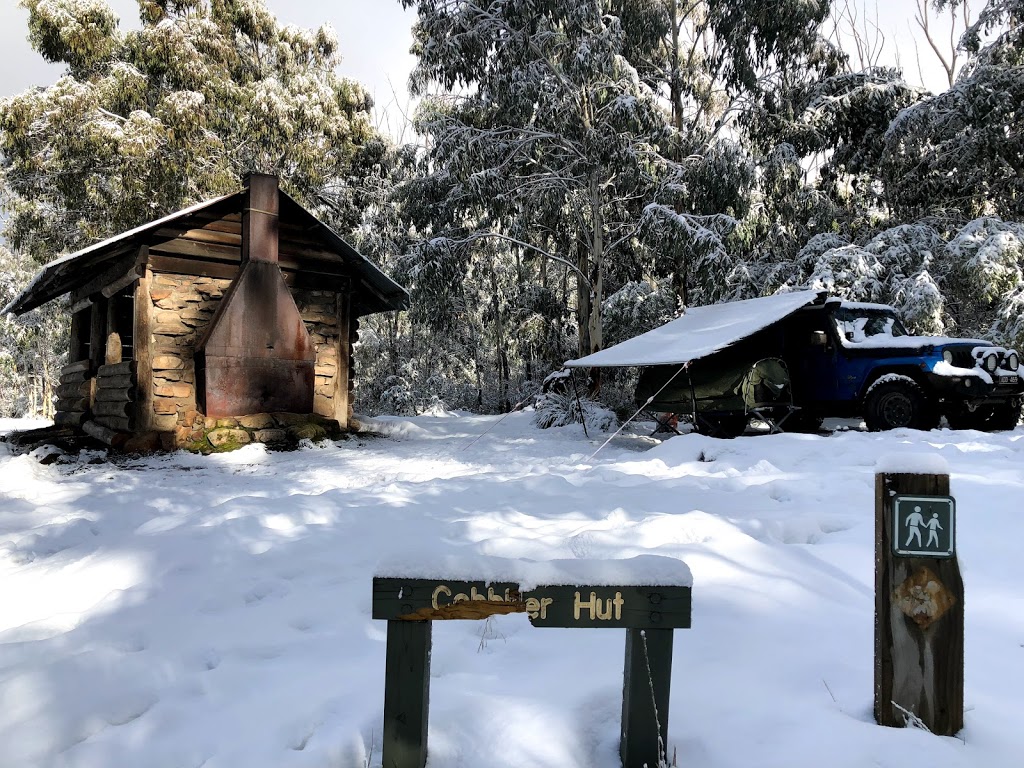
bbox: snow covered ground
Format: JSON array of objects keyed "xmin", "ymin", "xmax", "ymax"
[{"xmin": 1, "ymin": 413, "xmax": 1022, "ymax": 768}]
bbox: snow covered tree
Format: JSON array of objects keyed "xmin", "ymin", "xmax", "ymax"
[
  {"xmin": 788, "ymin": 224, "xmax": 946, "ymax": 334},
  {"xmin": 401, "ymin": 2, "xmax": 673, "ymax": 359},
  {"xmin": 882, "ymin": 0, "xmax": 1024, "ymax": 219},
  {"xmin": 1, "ymin": 0, "xmax": 376, "ymax": 263},
  {"xmin": 399, "ymin": 0, "xmax": 832, "ymax": 365},
  {"xmin": 942, "ymin": 216, "xmax": 1024, "ymax": 347},
  {"xmin": 0, "ymin": 246, "xmax": 66, "ymax": 417}
]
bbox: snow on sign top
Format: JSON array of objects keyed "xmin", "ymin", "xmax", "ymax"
[
  {"xmin": 565, "ymin": 290, "xmax": 824, "ymax": 369},
  {"xmin": 376, "ymin": 553, "xmax": 693, "ymax": 591}
]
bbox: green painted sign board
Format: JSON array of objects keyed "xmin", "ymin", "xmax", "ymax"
[
  {"xmin": 892, "ymin": 494, "xmax": 956, "ymax": 558},
  {"xmin": 372, "ymin": 576, "xmax": 692, "ymax": 768},
  {"xmin": 372, "ymin": 577, "xmax": 692, "ymax": 629}
]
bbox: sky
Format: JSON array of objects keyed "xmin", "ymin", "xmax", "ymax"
[{"xmin": 0, "ymin": 0, "xmax": 982, "ymax": 125}]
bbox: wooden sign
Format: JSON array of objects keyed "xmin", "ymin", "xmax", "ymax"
[
  {"xmin": 372, "ymin": 578, "xmax": 691, "ymax": 629},
  {"xmin": 373, "ymin": 575, "xmax": 692, "ymax": 768}
]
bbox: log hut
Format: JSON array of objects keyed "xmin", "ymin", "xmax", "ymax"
[{"xmin": 3, "ymin": 174, "xmax": 408, "ymax": 451}]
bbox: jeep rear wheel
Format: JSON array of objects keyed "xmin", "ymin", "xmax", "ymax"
[{"xmin": 864, "ymin": 379, "xmax": 937, "ymax": 431}]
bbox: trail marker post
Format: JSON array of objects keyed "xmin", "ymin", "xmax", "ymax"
[
  {"xmin": 874, "ymin": 469, "xmax": 964, "ymax": 735},
  {"xmin": 372, "ymin": 575, "xmax": 692, "ymax": 768}
]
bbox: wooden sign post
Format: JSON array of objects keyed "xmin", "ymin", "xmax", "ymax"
[
  {"xmin": 874, "ymin": 470, "xmax": 964, "ymax": 734},
  {"xmin": 372, "ymin": 577, "xmax": 692, "ymax": 768}
]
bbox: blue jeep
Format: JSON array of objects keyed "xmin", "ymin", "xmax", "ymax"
[
  {"xmin": 776, "ymin": 298, "xmax": 1022, "ymax": 431},
  {"xmin": 635, "ymin": 296, "xmax": 1024, "ymax": 434}
]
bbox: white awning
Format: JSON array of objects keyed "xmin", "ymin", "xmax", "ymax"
[{"xmin": 564, "ymin": 291, "xmax": 824, "ymax": 368}]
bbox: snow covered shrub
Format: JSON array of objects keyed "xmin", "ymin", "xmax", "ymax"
[
  {"xmin": 800, "ymin": 241, "xmax": 883, "ymax": 300},
  {"xmin": 533, "ymin": 392, "xmax": 616, "ymax": 432},
  {"xmin": 946, "ymin": 218, "xmax": 1024, "ymax": 305},
  {"xmin": 946, "ymin": 218, "xmax": 1024, "ymax": 349},
  {"xmin": 791, "ymin": 225, "xmax": 945, "ymax": 334},
  {"xmin": 862, "ymin": 225, "xmax": 945, "ymax": 335},
  {"xmin": 377, "ymin": 375, "xmax": 417, "ymax": 416}
]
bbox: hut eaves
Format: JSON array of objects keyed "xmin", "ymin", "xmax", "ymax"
[{"xmin": 3, "ymin": 190, "xmax": 409, "ymax": 317}]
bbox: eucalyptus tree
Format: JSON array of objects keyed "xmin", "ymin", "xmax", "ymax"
[
  {"xmin": 1, "ymin": 0, "xmax": 377, "ymax": 263},
  {"xmin": 0, "ymin": 245, "xmax": 65, "ymax": 417},
  {"xmin": 398, "ymin": 0, "xmax": 832, "ymax": 364},
  {"xmin": 882, "ymin": 0, "xmax": 1024, "ymax": 220},
  {"xmin": 400, "ymin": 1, "xmax": 680, "ymax": 359}
]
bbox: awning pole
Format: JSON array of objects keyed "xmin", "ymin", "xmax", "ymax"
[
  {"xmin": 569, "ymin": 370, "xmax": 590, "ymax": 439},
  {"xmin": 585, "ymin": 363, "xmax": 689, "ymax": 461}
]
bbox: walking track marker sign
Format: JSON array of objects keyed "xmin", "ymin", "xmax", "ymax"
[{"xmin": 892, "ymin": 494, "xmax": 956, "ymax": 558}]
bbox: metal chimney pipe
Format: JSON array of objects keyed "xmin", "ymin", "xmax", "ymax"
[{"xmin": 242, "ymin": 173, "xmax": 279, "ymax": 264}]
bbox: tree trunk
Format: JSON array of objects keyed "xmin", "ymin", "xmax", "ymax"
[
  {"xmin": 489, "ymin": 266, "xmax": 510, "ymax": 411},
  {"xmin": 586, "ymin": 173, "xmax": 605, "ymax": 394},
  {"xmin": 576, "ymin": 238, "xmax": 592, "ymax": 357},
  {"xmin": 670, "ymin": 0, "xmax": 683, "ymax": 136},
  {"xmin": 588, "ymin": 173, "xmax": 604, "ymax": 357}
]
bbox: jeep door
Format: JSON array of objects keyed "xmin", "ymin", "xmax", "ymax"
[{"xmin": 782, "ymin": 308, "xmax": 842, "ymax": 407}]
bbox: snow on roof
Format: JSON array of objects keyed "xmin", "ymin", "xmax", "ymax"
[
  {"xmin": 2, "ymin": 193, "xmax": 239, "ymax": 316},
  {"xmin": 565, "ymin": 290, "xmax": 824, "ymax": 369},
  {"xmin": 3, "ymin": 189, "xmax": 409, "ymax": 316}
]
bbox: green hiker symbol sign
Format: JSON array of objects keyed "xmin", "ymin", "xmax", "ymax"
[{"xmin": 892, "ymin": 495, "xmax": 956, "ymax": 557}]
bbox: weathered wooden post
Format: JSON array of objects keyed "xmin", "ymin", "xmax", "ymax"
[
  {"xmin": 382, "ymin": 619, "xmax": 431, "ymax": 768},
  {"xmin": 621, "ymin": 627, "xmax": 673, "ymax": 768},
  {"xmin": 874, "ymin": 460, "xmax": 963, "ymax": 734}
]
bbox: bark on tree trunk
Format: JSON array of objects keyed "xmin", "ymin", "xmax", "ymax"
[
  {"xmin": 576, "ymin": 239, "xmax": 592, "ymax": 358},
  {"xmin": 489, "ymin": 267, "xmax": 510, "ymax": 411},
  {"xmin": 587, "ymin": 173, "xmax": 604, "ymax": 395}
]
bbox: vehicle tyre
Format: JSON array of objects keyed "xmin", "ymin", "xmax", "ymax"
[
  {"xmin": 694, "ymin": 413, "xmax": 748, "ymax": 439},
  {"xmin": 989, "ymin": 401, "xmax": 1022, "ymax": 430},
  {"xmin": 863, "ymin": 379, "xmax": 936, "ymax": 431},
  {"xmin": 947, "ymin": 401, "xmax": 1021, "ymax": 431}
]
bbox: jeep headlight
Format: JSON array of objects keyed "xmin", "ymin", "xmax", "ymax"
[
  {"xmin": 984, "ymin": 351, "xmax": 1000, "ymax": 372},
  {"xmin": 1007, "ymin": 351, "xmax": 1020, "ymax": 371},
  {"xmin": 943, "ymin": 349, "xmax": 954, "ymax": 364}
]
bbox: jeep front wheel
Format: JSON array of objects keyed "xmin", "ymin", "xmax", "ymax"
[
  {"xmin": 946, "ymin": 401, "xmax": 1021, "ymax": 431},
  {"xmin": 863, "ymin": 379, "xmax": 936, "ymax": 431}
]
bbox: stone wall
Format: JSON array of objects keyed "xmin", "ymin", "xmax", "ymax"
[
  {"xmin": 142, "ymin": 273, "xmax": 349, "ymax": 448},
  {"xmin": 292, "ymin": 289, "xmax": 343, "ymax": 420},
  {"xmin": 148, "ymin": 274, "xmax": 228, "ymax": 433}
]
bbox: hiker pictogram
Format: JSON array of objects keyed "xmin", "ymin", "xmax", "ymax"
[
  {"xmin": 904, "ymin": 506, "xmax": 925, "ymax": 547},
  {"xmin": 893, "ymin": 495, "xmax": 955, "ymax": 558}
]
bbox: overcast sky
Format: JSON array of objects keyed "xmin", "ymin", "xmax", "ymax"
[
  {"xmin": 0, "ymin": 0, "xmax": 978, "ymax": 124},
  {"xmin": 0, "ymin": 0, "xmax": 420, "ymax": 132}
]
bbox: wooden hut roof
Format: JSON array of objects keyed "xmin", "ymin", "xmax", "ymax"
[{"xmin": 3, "ymin": 188, "xmax": 409, "ymax": 317}]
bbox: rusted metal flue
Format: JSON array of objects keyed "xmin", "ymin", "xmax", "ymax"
[{"xmin": 197, "ymin": 174, "xmax": 315, "ymax": 417}]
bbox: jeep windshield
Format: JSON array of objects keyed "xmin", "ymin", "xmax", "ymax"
[{"xmin": 833, "ymin": 303, "xmax": 909, "ymax": 344}]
